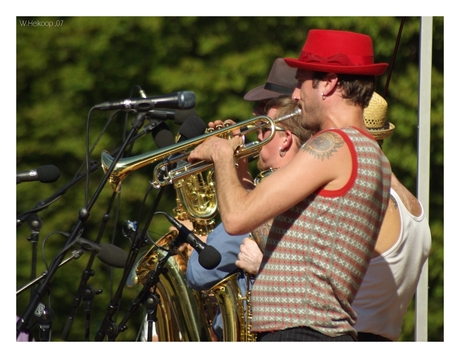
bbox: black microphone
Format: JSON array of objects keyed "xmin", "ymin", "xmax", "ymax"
[
  {"xmin": 176, "ymin": 115, "xmax": 208, "ymax": 141},
  {"xmin": 76, "ymin": 238, "xmax": 128, "ymax": 268},
  {"xmin": 153, "ymin": 114, "xmax": 206, "ymax": 149},
  {"xmin": 17, "ymin": 165, "xmax": 61, "ymax": 184},
  {"xmin": 60, "ymin": 233, "xmax": 128, "ymax": 268},
  {"xmin": 151, "ymin": 122, "xmax": 176, "ymax": 182},
  {"xmin": 94, "ymin": 91, "xmax": 196, "ymax": 112},
  {"xmin": 160, "ymin": 212, "xmax": 221, "ymax": 270},
  {"xmin": 146, "ymin": 108, "xmax": 199, "ymax": 125},
  {"xmin": 155, "ymin": 115, "xmax": 208, "ymax": 181},
  {"xmin": 171, "ymin": 115, "xmax": 207, "ymax": 166},
  {"xmin": 151, "ymin": 121, "xmax": 176, "ymax": 149}
]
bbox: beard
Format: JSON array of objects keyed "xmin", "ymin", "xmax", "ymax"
[{"xmin": 300, "ymin": 101, "xmax": 322, "ymax": 132}]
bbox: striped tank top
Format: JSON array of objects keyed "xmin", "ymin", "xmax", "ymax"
[{"xmin": 251, "ymin": 127, "xmax": 392, "ymax": 338}]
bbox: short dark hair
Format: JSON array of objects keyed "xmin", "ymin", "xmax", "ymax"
[{"xmin": 312, "ymin": 71, "xmax": 375, "ymax": 108}]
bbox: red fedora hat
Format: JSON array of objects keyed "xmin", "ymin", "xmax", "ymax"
[{"xmin": 285, "ymin": 29, "xmax": 388, "ymax": 76}]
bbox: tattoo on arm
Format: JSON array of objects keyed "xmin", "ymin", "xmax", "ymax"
[
  {"xmin": 302, "ymin": 131, "xmax": 344, "ymax": 160},
  {"xmin": 251, "ymin": 220, "xmax": 273, "ymax": 251}
]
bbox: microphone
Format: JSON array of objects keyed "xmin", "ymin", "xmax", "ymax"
[
  {"xmin": 94, "ymin": 91, "xmax": 196, "ymax": 112},
  {"xmin": 172, "ymin": 115, "xmax": 207, "ymax": 166},
  {"xmin": 156, "ymin": 115, "xmax": 208, "ymax": 181},
  {"xmin": 153, "ymin": 113, "xmax": 207, "ymax": 149},
  {"xmin": 76, "ymin": 238, "xmax": 128, "ymax": 268},
  {"xmin": 60, "ymin": 233, "xmax": 128, "ymax": 268},
  {"xmin": 17, "ymin": 165, "xmax": 61, "ymax": 184},
  {"xmin": 151, "ymin": 122, "xmax": 176, "ymax": 182},
  {"xmin": 151, "ymin": 121, "xmax": 175, "ymax": 149},
  {"xmin": 176, "ymin": 115, "xmax": 208, "ymax": 141},
  {"xmin": 146, "ymin": 108, "xmax": 199, "ymax": 125},
  {"xmin": 160, "ymin": 212, "xmax": 221, "ymax": 270}
]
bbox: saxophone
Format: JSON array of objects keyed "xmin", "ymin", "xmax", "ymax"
[
  {"xmin": 206, "ymin": 272, "xmax": 256, "ymax": 341},
  {"xmin": 130, "ymin": 167, "xmax": 218, "ymax": 340},
  {"xmin": 173, "ymin": 170, "xmax": 216, "ymax": 236}
]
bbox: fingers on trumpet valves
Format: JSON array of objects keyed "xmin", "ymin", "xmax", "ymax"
[
  {"xmin": 205, "ymin": 119, "xmax": 233, "ymax": 133},
  {"xmin": 214, "ymin": 120, "xmax": 234, "ymax": 130},
  {"xmin": 232, "ymin": 134, "xmax": 245, "ymax": 152}
]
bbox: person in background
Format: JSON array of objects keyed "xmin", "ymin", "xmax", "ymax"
[
  {"xmin": 188, "ymin": 29, "xmax": 391, "ymax": 341},
  {"xmin": 237, "ymin": 91, "xmax": 432, "ymax": 342},
  {"xmin": 353, "ymin": 92, "xmax": 432, "ymax": 341},
  {"xmin": 244, "ymin": 57, "xmax": 301, "ymax": 116}
]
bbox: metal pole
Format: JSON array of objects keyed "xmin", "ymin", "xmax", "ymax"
[{"xmin": 415, "ymin": 16, "xmax": 432, "ymax": 342}]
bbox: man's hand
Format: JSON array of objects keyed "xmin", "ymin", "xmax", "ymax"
[
  {"xmin": 235, "ymin": 237, "xmax": 263, "ymax": 275},
  {"xmin": 188, "ymin": 119, "xmax": 244, "ymax": 164}
]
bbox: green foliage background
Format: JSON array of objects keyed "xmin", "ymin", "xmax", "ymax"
[{"xmin": 16, "ymin": 16, "xmax": 443, "ymax": 341}]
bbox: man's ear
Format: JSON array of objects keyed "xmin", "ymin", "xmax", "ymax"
[{"xmin": 322, "ymin": 72, "xmax": 339, "ymax": 96}]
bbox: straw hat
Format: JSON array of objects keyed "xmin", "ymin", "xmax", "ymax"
[
  {"xmin": 364, "ymin": 92, "xmax": 395, "ymax": 141},
  {"xmin": 244, "ymin": 58, "xmax": 297, "ymax": 101},
  {"xmin": 284, "ymin": 29, "xmax": 388, "ymax": 76}
]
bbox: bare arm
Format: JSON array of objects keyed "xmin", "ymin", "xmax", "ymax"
[{"xmin": 188, "ymin": 130, "xmax": 352, "ymax": 235}]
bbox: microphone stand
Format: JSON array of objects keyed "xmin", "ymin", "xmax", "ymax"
[
  {"xmin": 94, "ymin": 184, "xmax": 166, "ymax": 341},
  {"xmin": 116, "ymin": 250, "xmax": 172, "ymax": 341},
  {"xmin": 16, "ymin": 249, "xmax": 84, "ymax": 341},
  {"xmin": 16, "ymin": 111, "xmax": 148, "ymax": 340},
  {"xmin": 83, "ymin": 285, "xmax": 103, "ymax": 341},
  {"xmin": 115, "ymin": 226, "xmax": 190, "ymax": 341},
  {"xmin": 36, "ymin": 302, "xmax": 55, "ymax": 341},
  {"xmin": 61, "ymin": 190, "xmax": 117, "ymax": 341},
  {"xmin": 17, "ymin": 249, "xmax": 85, "ymax": 296},
  {"xmin": 62, "ymin": 113, "xmax": 165, "ymax": 340},
  {"xmin": 25, "ymin": 215, "xmax": 42, "ymax": 301}
]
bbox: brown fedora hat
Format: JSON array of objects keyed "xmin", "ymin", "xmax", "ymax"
[
  {"xmin": 285, "ymin": 29, "xmax": 388, "ymax": 76},
  {"xmin": 244, "ymin": 58, "xmax": 297, "ymax": 101}
]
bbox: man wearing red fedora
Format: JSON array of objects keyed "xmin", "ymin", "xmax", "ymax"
[{"xmin": 189, "ymin": 29, "xmax": 392, "ymax": 341}]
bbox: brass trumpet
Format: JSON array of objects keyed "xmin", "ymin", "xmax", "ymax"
[{"xmin": 101, "ymin": 108, "xmax": 301, "ymax": 192}]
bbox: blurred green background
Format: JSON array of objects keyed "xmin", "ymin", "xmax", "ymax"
[{"xmin": 16, "ymin": 16, "xmax": 443, "ymax": 341}]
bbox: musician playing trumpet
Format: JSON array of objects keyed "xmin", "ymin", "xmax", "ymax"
[{"xmin": 187, "ymin": 29, "xmax": 391, "ymax": 341}]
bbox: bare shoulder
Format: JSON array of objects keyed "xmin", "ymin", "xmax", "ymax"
[
  {"xmin": 298, "ymin": 130, "xmax": 351, "ymax": 191},
  {"xmin": 391, "ymin": 174, "xmax": 422, "ymax": 217},
  {"xmin": 301, "ymin": 130, "xmax": 345, "ymax": 160}
]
